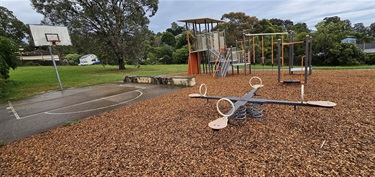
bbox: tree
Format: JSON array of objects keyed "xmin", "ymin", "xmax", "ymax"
[
  {"xmin": 368, "ymin": 23, "xmax": 375, "ymax": 38},
  {"xmin": 269, "ymin": 18, "xmax": 293, "ymax": 31},
  {"xmin": 161, "ymin": 32, "xmax": 176, "ymax": 47},
  {"xmin": 258, "ymin": 19, "xmax": 278, "ymax": 33},
  {"xmin": 175, "ymin": 32, "xmax": 193, "ymax": 49},
  {"xmin": 0, "ymin": 36, "xmax": 18, "ymax": 79},
  {"xmin": 312, "ymin": 20, "xmax": 351, "ymax": 65},
  {"xmin": 31, "ymin": 0, "xmax": 159, "ymax": 70},
  {"xmin": 166, "ymin": 22, "xmax": 184, "ymax": 36},
  {"xmin": 0, "ymin": 6, "xmax": 28, "ymax": 44},
  {"xmin": 327, "ymin": 43, "xmax": 367, "ymax": 66},
  {"xmin": 323, "ymin": 16, "xmax": 341, "ymax": 26},
  {"xmin": 290, "ymin": 22, "xmax": 310, "ymax": 34},
  {"xmin": 219, "ymin": 12, "xmax": 260, "ymax": 46},
  {"xmin": 146, "ymin": 45, "xmax": 173, "ymax": 64},
  {"xmin": 172, "ymin": 45, "xmax": 189, "ymax": 64},
  {"xmin": 353, "ymin": 23, "xmax": 366, "ymax": 33}
]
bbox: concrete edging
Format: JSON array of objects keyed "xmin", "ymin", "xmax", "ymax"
[{"xmin": 123, "ymin": 75, "xmax": 196, "ymax": 86}]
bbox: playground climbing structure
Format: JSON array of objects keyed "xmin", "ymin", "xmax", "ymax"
[{"xmin": 179, "ymin": 18, "xmax": 236, "ymax": 78}]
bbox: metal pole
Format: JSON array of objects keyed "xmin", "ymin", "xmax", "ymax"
[
  {"xmin": 249, "ymin": 35, "xmax": 251, "ymax": 74},
  {"xmin": 277, "ymin": 39, "xmax": 281, "ymax": 83},
  {"xmin": 231, "ymin": 46, "xmax": 234, "ymax": 75},
  {"xmin": 206, "ymin": 33, "xmax": 210, "ymax": 74},
  {"xmin": 309, "ymin": 36, "xmax": 313, "ymax": 75},
  {"xmin": 217, "ymin": 30, "xmax": 221, "ymax": 53},
  {"xmin": 48, "ymin": 45, "xmax": 63, "ymax": 91},
  {"xmin": 289, "ymin": 31, "xmax": 294, "ymax": 75},
  {"xmin": 243, "ymin": 30, "xmax": 247, "ymax": 75},
  {"xmin": 305, "ymin": 35, "xmax": 309, "ymax": 84}
]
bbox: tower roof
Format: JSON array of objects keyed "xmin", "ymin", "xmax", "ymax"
[{"xmin": 178, "ymin": 18, "xmax": 224, "ymax": 24}]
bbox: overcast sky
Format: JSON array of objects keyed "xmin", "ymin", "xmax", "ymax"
[{"xmin": 1, "ymin": 0, "xmax": 374, "ymax": 33}]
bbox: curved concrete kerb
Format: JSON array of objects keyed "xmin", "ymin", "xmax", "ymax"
[{"xmin": 123, "ymin": 75, "xmax": 196, "ymax": 86}]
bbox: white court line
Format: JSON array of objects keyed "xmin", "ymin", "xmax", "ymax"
[
  {"xmin": 7, "ymin": 101, "xmax": 21, "ymax": 120},
  {"xmin": 16, "ymin": 89, "xmax": 143, "ymax": 119},
  {"xmin": 45, "ymin": 90, "xmax": 143, "ymax": 115}
]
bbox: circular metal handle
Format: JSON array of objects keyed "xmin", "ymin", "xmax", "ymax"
[
  {"xmin": 249, "ymin": 76, "xmax": 263, "ymax": 88},
  {"xmin": 216, "ymin": 98, "xmax": 235, "ymax": 117},
  {"xmin": 199, "ymin": 83, "xmax": 207, "ymax": 96}
]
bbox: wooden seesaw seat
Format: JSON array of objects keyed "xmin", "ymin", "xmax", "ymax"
[
  {"xmin": 188, "ymin": 93, "xmax": 202, "ymax": 98},
  {"xmin": 307, "ymin": 101, "xmax": 337, "ymax": 107},
  {"xmin": 208, "ymin": 117, "xmax": 228, "ymax": 130}
]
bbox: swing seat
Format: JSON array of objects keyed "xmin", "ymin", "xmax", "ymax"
[
  {"xmin": 282, "ymin": 80, "xmax": 301, "ymax": 83},
  {"xmin": 291, "ymin": 67, "xmax": 311, "ymax": 72}
]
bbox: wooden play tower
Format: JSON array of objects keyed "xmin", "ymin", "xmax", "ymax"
[{"xmin": 178, "ymin": 18, "xmax": 226, "ymax": 75}]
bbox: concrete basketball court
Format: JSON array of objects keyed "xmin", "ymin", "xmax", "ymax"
[{"xmin": 0, "ymin": 82, "xmax": 184, "ymax": 143}]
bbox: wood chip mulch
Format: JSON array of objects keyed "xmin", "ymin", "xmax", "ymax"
[{"xmin": 1, "ymin": 70, "xmax": 374, "ymax": 176}]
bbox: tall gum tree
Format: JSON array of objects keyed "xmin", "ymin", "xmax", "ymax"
[
  {"xmin": 0, "ymin": 6, "xmax": 28, "ymax": 44},
  {"xmin": 31, "ymin": 0, "xmax": 159, "ymax": 70}
]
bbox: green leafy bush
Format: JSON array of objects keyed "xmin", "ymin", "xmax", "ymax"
[
  {"xmin": 65, "ymin": 54, "xmax": 81, "ymax": 65},
  {"xmin": 0, "ymin": 36, "xmax": 18, "ymax": 79},
  {"xmin": 172, "ymin": 45, "xmax": 189, "ymax": 64}
]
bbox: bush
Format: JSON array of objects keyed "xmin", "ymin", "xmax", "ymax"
[
  {"xmin": 65, "ymin": 54, "xmax": 81, "ymax": 65},
  {"xmin": 365, "ymin": 54, "xmax": 375, "ymax": 65},
  {"xmin": 24, "ymin": 61, "xmax": 41, "ymax": 66},
  {"xmin": 0, "ymin": 36, "xmax": 18, "ymax": 79},
  {"xmin": 0, "ymin": 78, "xmax": 16, "ymax": 99},
  {"xmin": 327, "ymin": 43, "xmax": 367, "ymax": 66},
  {"xmin": 172, "ymin": 45, "xmax": 189, "ymax": 64},
  {"xmin": 0, "ymin": 78, "xmax": 5, "ymax": 98}
]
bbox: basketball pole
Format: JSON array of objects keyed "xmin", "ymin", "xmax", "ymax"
[{"xmin": 48, "ymin": 43, "xmax": 63, "ymax": 91}]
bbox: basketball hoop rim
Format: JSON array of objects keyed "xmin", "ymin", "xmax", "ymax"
[{"xmin": 48, "ymin": 40, "xmax": 61, "ymax": 46}]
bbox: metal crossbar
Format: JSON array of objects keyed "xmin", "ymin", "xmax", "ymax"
[{"xmin": 245, "ymin": 32, "xmax": 288, "ymax": 36}]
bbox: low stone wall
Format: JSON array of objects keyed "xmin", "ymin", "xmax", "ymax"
[{"xmin": 123, "ymin": 75, "xmax": 195, "ymax": 86}]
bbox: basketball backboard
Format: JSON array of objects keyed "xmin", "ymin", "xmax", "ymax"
[{"xmin": 28, "ymin": 24, "xmax": 72, "ymax": 46}]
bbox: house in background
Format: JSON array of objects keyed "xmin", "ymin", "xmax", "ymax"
[
  {"xmin": 340, "ymin": 37, "xmax": 375, "ymax": 54},
  {"xmin": 341, "ymin": 37, "xmax": 357, "ymax": 44},
  {"xmin": 19, "ymin": 50, "xmax": 61, "ymax": 65},
  {"xmin": 356, "ymin": 43, "xmax": 375, "ymax": 54}
]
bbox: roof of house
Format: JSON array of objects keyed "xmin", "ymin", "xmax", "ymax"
[{"xmin": 22, "ymin": 50, "xmax": 50, "ymax": 56}]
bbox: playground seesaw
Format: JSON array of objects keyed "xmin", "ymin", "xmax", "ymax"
[{"xmin": 188, "ymin": 77, "xmax": 336, "ymax": 130}]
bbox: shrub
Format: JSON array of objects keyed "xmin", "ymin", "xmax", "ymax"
[
  {"xmin": 0, "ymin": 36, "xmax": 18, "ymax": 79},
  {"xmin": 65, "ymin": 54, "xmax": 81, "ymax": 65},
  {"xmin": 24, "ymin": 61, "xmax": 41, "ymax": 66}
]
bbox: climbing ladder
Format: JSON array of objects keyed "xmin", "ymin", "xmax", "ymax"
[{"xmin": 212, "ymin": 48, "xmax": 232, "ymax": 77}]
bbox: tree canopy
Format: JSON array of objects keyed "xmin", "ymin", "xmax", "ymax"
[
  {"xmin": 0, "ymin": 36, "xmax": 18, "ymax": 79},
  {"xmin": 31, "ymin": 0, "xmax": 159, "ymax": 70},
  {"xmin": 0, "ymin": 6, "xmax": 28, "ymax": 44}
]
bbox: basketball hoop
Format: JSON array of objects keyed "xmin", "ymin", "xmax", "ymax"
[
  {"xmin": 45, "ymin": 33, "xmax": 61, "ymax": 46},
  {"xmin": 28, "ymin": 25, "xmax": 72, "ymax": 91}
]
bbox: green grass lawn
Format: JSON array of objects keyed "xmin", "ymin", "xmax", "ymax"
[
  {"xmin": 1, "ymin": 64, "xmax": 187, "ymax": 102},
  {"xmin": 1, "ymin": 64, "xmax": 374, "ymax": 103},
  {"xmin": 236, "ymin": 64, "xmax": 375, "ymax": 70}
]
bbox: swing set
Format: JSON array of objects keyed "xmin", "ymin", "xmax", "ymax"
[
  {"xmin": 243, "ymin": 31, "xmax": 313, "ymax": 84},
  {"xmin": 277, "ymin": 33, "xmax": 313, "ymax": 84}
]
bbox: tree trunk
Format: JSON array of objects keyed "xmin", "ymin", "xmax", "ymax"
[{"xmin": 118, "ymin": 56, "xmax": 125, "ymax": 70}]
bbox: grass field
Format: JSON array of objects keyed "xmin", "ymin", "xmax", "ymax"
[
  {"xmin": 1, "ymin": 64, "xmax": 374, "ymax": 103},
  {"xmin": 1, "ymin": 64, "xmax": 186, "ymax": 102}
]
